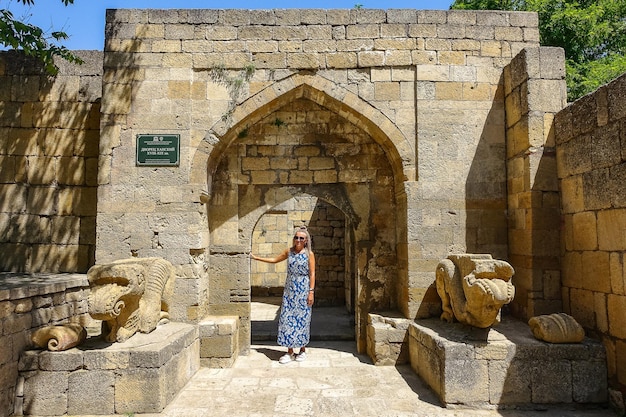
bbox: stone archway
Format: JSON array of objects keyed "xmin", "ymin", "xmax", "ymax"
[{"xmin": 200, "ymin": 75, "xmax": 409, "ymax": 353}]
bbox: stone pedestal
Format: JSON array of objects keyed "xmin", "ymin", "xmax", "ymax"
[
  {"xmin": 199, "ymin": 315, "xmax": 240, "ymax": 368},
  {"xmin": 366, "ymin": 313, "xmax": 410, "ymax": 365},
  {"xmin": 17, "ymin": 322, "xmax": 199, "ymax": 416},
  {"xmin": 409, "ymin": 318, "xmax": 607, "ymax": 409}
]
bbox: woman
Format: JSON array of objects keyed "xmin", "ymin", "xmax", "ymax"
[{"xmin": 251, "ymin": 226, "xmax": 315, "ymax": 363}]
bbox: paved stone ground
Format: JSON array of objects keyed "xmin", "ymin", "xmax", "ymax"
[
  {"xmin": 251, "ymin": 297, "xmax": 355, "ymax": 341},
  {"xmin": 155, "ymin": 340, "xmax": 615, "ymax": 417},
  {"xmin": 71, "ymin": 299, "xmax": 616, "ymax": 417}
]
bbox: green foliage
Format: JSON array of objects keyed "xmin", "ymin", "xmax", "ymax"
[
  {"xmin": 449, "ymin": 0, "xmax": 524, "ymax": 10},
  {"xmin": 450, "ymin": 0, "xmax": 626, "ymax": 101},
  {"xmin": 209, "ymin": 63, "xmax": 256, "ymax": 124},
  {"xmin": 0, "ymin": 0, "xmax": 83, "ymax": 75},
  {"xmin": 237, "ymin": 126, "xmax": 249, "ymax": 139}
]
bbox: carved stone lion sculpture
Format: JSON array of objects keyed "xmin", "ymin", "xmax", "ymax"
[
  {"xmin": 88, "ymin": 257, "xmax": 175, "ymax": 343},
  {"xmin": 436, "ymin": 254, "xmax": 515, "ymax": 328}
]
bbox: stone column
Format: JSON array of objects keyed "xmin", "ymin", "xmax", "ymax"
[{"xmin": 504, "ymin": 47, "xmax": 567, "ymax": 319}]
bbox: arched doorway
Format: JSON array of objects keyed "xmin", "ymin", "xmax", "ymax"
[
  {"xmin": 202, "ymin": 77, "xmax": 411, "ymax": 353},
  {"xmin": 250, "ymin": 193, "xmax": 356, "ymax": 342}
]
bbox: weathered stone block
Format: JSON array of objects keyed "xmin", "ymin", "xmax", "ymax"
[
  {"xmin": 19, "ymin": 323, "xmax": 198, "ymax": 416},
  {"xmin": 67, "ymin": 370, "xmax": 115, "ymax": 415},
  {"xmin": 22, "ymin": 370, "xmax": 69, "ymax": 416},
  {"xmin": 408, "ymin": 318, "xmax": 607, "ymax": 408},
  {"xmin": 367, "ymin": 314, "xmax": 410, "ymax": 365},
  {"xmin": 199, "ymin": 315, "xmax": 239, "ymax": 367}
]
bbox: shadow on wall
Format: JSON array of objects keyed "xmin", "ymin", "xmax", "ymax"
[
  {"xmin": 0, "ymin": 50, "xmax": 102, "ymax": 273},
  {"xmin": 465, "ymin": 79, "xmax": 508, "ymax": 262}
]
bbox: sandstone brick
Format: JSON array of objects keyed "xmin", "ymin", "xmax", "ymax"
[
  {"xmin": 597, "ymin": 209, "xmax": 626, "ymax": 251},
  {"xmin": 481, "ymin": 40, "xmax": 502, "ymax": 57},
  {"xmin": 287, "ymin": 53, "xmax": 321, "ymax": 69},
  {"xmin": 581, "ymin": 251, "xmax": 611, "ymax": 293},
  {"xmin": 425, "ymin": 38, "xmax": 451, "ymax": 51},
  {"xmin": 273, "ymin": 26, "xmax": 307, "ymax": 41},
  {"xmin": 416, "ymin": 64, "xmax": 449, "ymax": 81},
  {"xmin": 253, "ymin": 52, "xmax": 286, "ymax": 69},
  {"xmin": 135, "ymin": 23, "xmax": 164, "ymax": 38},
  {"xmin": 250, "ymin": 170, "xmax": 276, "ymax": 184},
  {"xmin": 206, "ymin": 26, "xmax": 237, "ymax": 40},
  {"xmin": 609, "ymin": 294, "xmax": 626, "ymax": 339},
  {"xmin": 437, "ymin": 24, "xmax": 466, "ymax": 39},
  {"xmin": 325, "ymin": 52, "xmax": 357, "ymax": 68},
  {"xmin": 387, "ymin": 9, "xmax": 417, "ymax": 24},
  {"xmin": 23, "ymin": 370, "xmax": 69, "ymax": 416},
  {"xmin": 570, "ymin": 288, "xmax": 596, "ymax": 329},
  {"xmin": 572, "ymin": 211, "xmax": 597, "ymax": 251},
  {"xmin": 408, "ymin": 23, "xmax": 437, "ymax": 38},
  {"xmin": 238, "ymin": 25, "xmax": 274, "ymax": 40},
  {"xmin": 68, "ymin": 370, "xmax": 115, "ymax": 415},
  {"xmin": 289, "ymin": 170, "xmax": 313, "ymax": 184},
  {"xmin": 411, "ymin": 51, "xmax": 436, "ymax": 65},
  {"xmin": 610, "ymin": 253, "xmax": 625, "ymax": 295},
  {"xmin": 435, "ymin": 82, "xmax": 462, "ymax": 100},
  {"xmin": 384, "ymin": 50, "xmax": 412, "ymax": 66},
  {"xmin": 151, "ymin": 40, "xmax": 182, "ymax": 53},
  {"xmin": 306, "ymin": 25, "xmax": 332, "ymax": 40},
  {"xmin": 357, "ymin": 51, "xmax": 384, "ymax": 67},
  {"xmin": 313, "ymin": 170, "xmax": 338, "ymax": 183},
  {"xmin": 115, "ymin": 368, "xmax": 165, "ymax": 413},
  {"xmin": 438, "ymin": 51, "xmax": 465, "ymax": 65},
  {"xmin": 374, "ymin": 82, "xmax": 400, "ymax": 101},
  {"xmin": 274, "ymin": 9, "xmax": 303, "ymax": 25},
  {"xmin": 346, "ymin": 24, "xmax": 379, "ymax": 39}
]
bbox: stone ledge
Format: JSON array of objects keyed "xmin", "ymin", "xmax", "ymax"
[
  {"xmin": 409, "ymin": 318, "xmax": 608, "ymax": 409},
  {"xmin": 0, "ymin": 273, "xmax": 88, "ymax": 301},
  {"xmin": 17, "ymin": 322, "xmax": 199, "ymax": 416}
]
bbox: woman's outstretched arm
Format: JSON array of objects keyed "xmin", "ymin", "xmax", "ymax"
[{"xmin": 250, "ymin": 248, "xmax": 289, "ymax": 263}]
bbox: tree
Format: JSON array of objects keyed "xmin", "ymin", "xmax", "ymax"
[
  {"xmin": 0, "ymin": 0, "xmax": 83, "ymax": 74},
  {"xmin": 451, "ymin": 0, "xmax": 626, "ymax": 101}
]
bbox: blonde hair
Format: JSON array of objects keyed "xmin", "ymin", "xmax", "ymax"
[{"xmin": 292, "ymin": 225, "xmax": 312, "ymax": 255}]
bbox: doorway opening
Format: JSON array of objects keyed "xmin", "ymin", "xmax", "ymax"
[{"xmin": 250, "ymin": 194, "xmax": 355, "ymax": 341}]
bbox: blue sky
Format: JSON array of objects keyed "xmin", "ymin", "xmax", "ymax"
[{"xmin": 3, "ymin": 0, "xmax": 455, "ymax": 50}]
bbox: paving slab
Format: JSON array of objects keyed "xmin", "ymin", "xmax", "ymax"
[{"xmin": 154, "ymin": 341, "xmax": 615, "ymax": 417}]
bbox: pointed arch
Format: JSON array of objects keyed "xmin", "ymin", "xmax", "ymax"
[{"xmin": 189, "ymin": 73, "xmax": 415, "ymax": 194}]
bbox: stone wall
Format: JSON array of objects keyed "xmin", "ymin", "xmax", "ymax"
[
  {"xmin": 0, "ymin": 51, "xmax": 102, "ymax": 273},
  {"xmin": 0, "ymin": 273, "xmax": 90, "ymax": 417},
  {"xmin": 503, "ymin": 47, "xmax": 567, "ymax": 319},
  {"xmin": 98, "ymin": 8, "xmax": 541, "ymax": 352},
  {"xmin": 555, "ymin": 73, "xmax": 626, "ymax": 409}
]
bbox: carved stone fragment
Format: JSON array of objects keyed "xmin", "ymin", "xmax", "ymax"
[
  {"xmin": 87, "ymin": 257, "xmax": 175, "ymax": 343},
  {"xmin": 436, "ymin": 254, "xmax": 515, "ymax": 328},
  {"xmin": 31, "ymin": 323, "xmax": 87, "ymax": 351},
  {"xmin": 529, "ymin": 313, "xmax": 585, "ymax": 343}
]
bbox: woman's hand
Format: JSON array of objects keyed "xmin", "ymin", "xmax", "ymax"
[{"xmin": 307, "ymin": 291, "xmax": 314, "ymax": 306}]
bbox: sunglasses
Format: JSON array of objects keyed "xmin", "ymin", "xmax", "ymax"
[{"xmin": 293, "ymin": 236, "xmax": 306, "ymax": 241}]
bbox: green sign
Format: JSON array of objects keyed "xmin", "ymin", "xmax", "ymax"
[{"xmin": 136, "ymin": 134, "xmax": 180, "ymax": 166}]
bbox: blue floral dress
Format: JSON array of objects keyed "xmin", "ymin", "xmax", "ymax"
[{"xmin": 277, "ymin": 250, "xmax": 312, "ymax": 348}]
